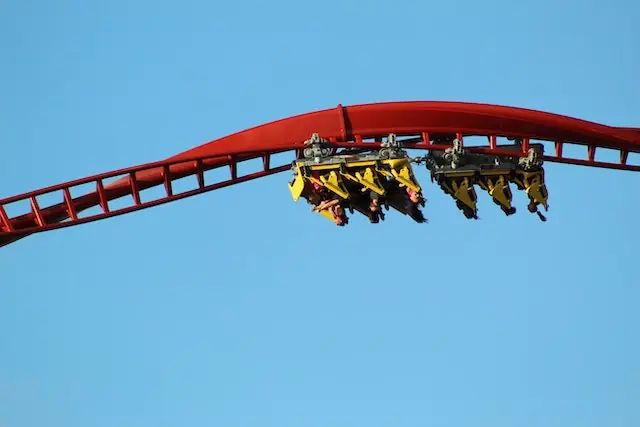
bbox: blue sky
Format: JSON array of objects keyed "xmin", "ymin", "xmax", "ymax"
[{"xmin": 1, "ymin": 0, "xmax": 639, "ymax": 426}]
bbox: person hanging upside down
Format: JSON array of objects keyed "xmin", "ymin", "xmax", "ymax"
[
  {"xmin": 527, "ymin": 200, "xmax": 547, "ymax": 222},
  {"xmin": 405, "ymin": 187, "xmax": 426, "ymax": 207},
  {"xmin": 312, "ymin": 198, "xmax": 349, "ymax": 226},
  {"xmin": 403, "ymin": 187, "xmax": 428, "ymax": 223},
  {"xmin": 360, "ymin": 187, "xmax": 384, "ymax": 223}
]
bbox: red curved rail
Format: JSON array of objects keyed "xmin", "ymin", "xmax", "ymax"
[{"xmin": 2, "ymin": 101, "xmax": 639, "ymax": 248}]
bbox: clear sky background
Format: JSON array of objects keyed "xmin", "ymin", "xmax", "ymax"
[{"xmin": 1, "ymin": 1, "xmax": 639, "ymax": 426}]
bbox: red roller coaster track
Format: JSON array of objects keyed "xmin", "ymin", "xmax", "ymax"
[{"xmin": 1, "ymin": 101, "xmax": 639, "ymax": 248}]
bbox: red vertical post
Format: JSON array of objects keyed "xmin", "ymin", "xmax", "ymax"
[
  {"xmin": 195, "ymin": 159, "xmax": 205, "ymax": 189},
  {"xmin": 129, "ymin": 172, "xmax": 142, "ymax": 205},
  {"xmin": 555, "ymin": 141, "xmax": 563, "ymax": 158},
  {"xmin": 421, "ymin": 132, "xmax": 431, "ymax": 146},
  {"xmin": 63, "ymin": 188, "xmax": 78, "ymax": 220},
  {"xmin": 229, "ymin": 156, "xmax": 237, "ymax": 180},
  {"xmin": 162, "ymin": 165, "xmax": 173, "ymax": 197},
  {"xmin": 620, "ymin": 150, "xmax": 628, "ymax": 165},
  {"xmin": 0, "ymin": 205, "xmax": 13, "ymax": 232},
  {"xmin": 30, "ymin": 196, "xmax": 45, "ymax": 227},
  {"xmin": 96, "ymin": 179, "xmax": 109, "ymax": 213}
]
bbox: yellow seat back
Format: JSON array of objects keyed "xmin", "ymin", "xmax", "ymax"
[
  {"xmin": 382, "ymin": 159, "xmax": 421, "ymax": 192},
  {"xmin": 354, "ymin": 167, "xmax": 386, "ymax": 195},
  {"xmin": 527, "ymin": 181, "xmax": 548, "ymax": 210},
  {"xmin": 513, "ymin": 170, "xmax": 549, "ymax": 210},
  {"xmin": 319, "ymin": 171, "xmax": 350, "ymax": 199},
  {"xmin": 287, "ymin": 173, "xmax": 306, "ymax": 202},
  {"xmin": 480, "ymin": 175, "xmax": 513, "ymax": 210},
  {"xmin": 451, "ymin": 177, "xmax": 478, "ymax": 211}
]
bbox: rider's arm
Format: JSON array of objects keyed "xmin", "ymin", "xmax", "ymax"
[{"xmin": 313, "ymin": 198, "xmax": 340, "ymax": 211}]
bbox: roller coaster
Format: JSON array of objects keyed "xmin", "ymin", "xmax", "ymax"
[{"xmin": 1, "ymin": 101, "xmax": 639, "ymax": 247}]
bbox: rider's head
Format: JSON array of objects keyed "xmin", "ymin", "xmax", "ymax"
[
  {"xmin": 334, "ymin": 206, "xmax": 348, "ymax": 226},
  {"xmin": 408, "ymin": 189, "xmax": 421, "ymax": 204}
]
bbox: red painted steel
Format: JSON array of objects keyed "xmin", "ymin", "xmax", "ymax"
[
  {"xmin": 1, "ymin": 101, "xmax": 639, "ymax": 248},
  {"xmin": 153, "ymin": 102, "xmax": 638, "ymax": 160}
]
